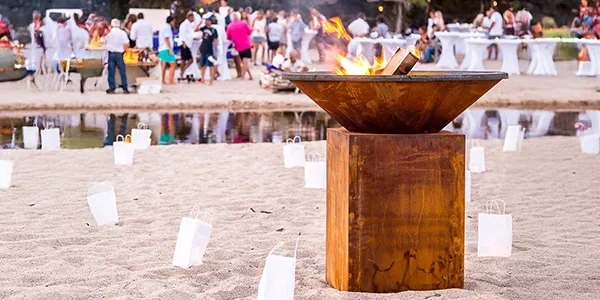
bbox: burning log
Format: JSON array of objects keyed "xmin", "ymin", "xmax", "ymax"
[{"xmin": 376, "ymin": 47, "xmax": 419, "ymax": 76}]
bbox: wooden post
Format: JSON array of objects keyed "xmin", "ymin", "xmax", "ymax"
[{"xmin": 326, "ymin": 128, "xmax": 465, "ymax": 292}]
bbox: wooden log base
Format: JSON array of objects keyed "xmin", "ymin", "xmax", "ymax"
[{"xmin": 326, "ymin": 128, "xmax": 465, "ymax": 293}]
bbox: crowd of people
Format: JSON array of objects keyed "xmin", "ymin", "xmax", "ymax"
[{"xmin": 570, "ymin": 0, "xmax": 600, "ymax": 39}]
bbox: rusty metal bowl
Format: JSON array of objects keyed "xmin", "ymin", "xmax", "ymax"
[{"xmin": 283, "ymin": 71, "xmax": 508, "ymax": 134}]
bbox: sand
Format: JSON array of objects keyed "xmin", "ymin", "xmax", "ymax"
[
  {"xmin": 0, "ymin": 60, "xmax": 599, "ymax": 116},
  {"xmin": 0, "ymin": 137, "xmax": 599, "ymax": 299}
]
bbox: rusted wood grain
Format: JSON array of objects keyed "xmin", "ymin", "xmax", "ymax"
[{"xmin": 326, "ymin": 128, "xmax": 465, "ymax": 292}]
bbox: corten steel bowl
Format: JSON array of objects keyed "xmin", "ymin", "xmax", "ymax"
[{"xmin": 283, "ymin": 71, "xmax": 508, "ymax": 134}]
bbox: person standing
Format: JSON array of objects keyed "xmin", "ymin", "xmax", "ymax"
[
  {"xmin": 179, "ymin": 12, "xmax": 196, "ymax": 80},
  {"xmin": 159, "ymin": 16, "xmax": 177, "ymax": 85},
  {"xmin": 227, "ymin": 12, "xmax": 253, "ymax": 80},
  {"xmin": 199, "ymin": 18, "xmax": 219, "ymax": 85},
  {"xmin": 219, "ymin": 0, "xmax": 232, "ymax": 18},
  {"xmin": 487, "ymin": 6, "xmax": 504, "ymax": 60},
  {"xmin": 105, "ymin": 19, "xmax": 130, "ymax": 94},
  {"xmin": 375, "ymin": 15, "xmax": 389, "ymax": 38},
  {"xmin": 503, "ymin": 6, "xmax": 516, "ymax": 36},
  {"xmin": 123, "ymin": 14, "xmax": 137, "ymax": 48},
  {"xmin": 267, "ymin": 17, "xmax": 284, "ymax": 63},
  {"xmin": 130, "ymin": 13, "xmax": 153, "ymax": 49},
  {"xmin": 251, "ymin": 10, "xmax": 268, "ymax": 65},
  {"xmin": 348, "ymin": 12, "xmax": 370, "ymax": 38},
  {"xmin": 310, "ymin": 8, "xmax": 327, "ymax": 63},
  {"xmin": 289, "ymin": 10, "xmax": 306, "ymax": 53},
  {"xmin": 55, "ymin": 16, "xmax": 72, "ymax": 61}
]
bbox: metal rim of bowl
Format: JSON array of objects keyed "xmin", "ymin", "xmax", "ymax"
[{"xmin": 282, "ymin": 71, "xmax": 509, "ymax": 82}]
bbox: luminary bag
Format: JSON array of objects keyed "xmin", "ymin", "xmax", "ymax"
[
  {"xmin": 131, "ymin": 123, "xmax": 152, "ymax": 150},
  {"xmin": 22, "ymin": 124, "xmax": 39, "ymax": 150},
  {"xmin": 172, "ymin": 208, "xmax": 214, "ymax": 269},
  {"xmin": 257, "ymin": 237, "xmax": 299, "ymax": 300},
  {"xmin": 283, "ymin": 136, "xmax": 305, "ymax": 168},
  {"xmin": 87, "ymin": 182, "xmax": 119, "ymax": 225},
  {"xmin": 580, "ymin": 134, "xmax": 600, "ymax": 154},
  {"xmin": 41, "ymin": 124, "xmax": 61, "ymax": 150},
  {"xmin": 503, "ymin": 125, "xmax": 525, "ymax": 152},
  {"xmin": 114, "ymin": 135, "xmax": 135, "ymax": 165},
  {"xmin": 469, "ymin": 140, "xmax": 486, "ymax": 173},
  {"xmin": 478, "ymin": 200, "xmax": 513, "ymax": 257},
  {"xmin": 465, "ymin": 170, "xmax": 471, "ymax": 203},
  {"xmin": 0, "ymin": 160, "xmax": 13, "ymax": 189},
  {"xmin": 304, "ymin": 153, "xmax": 326, "ymax": 189}
]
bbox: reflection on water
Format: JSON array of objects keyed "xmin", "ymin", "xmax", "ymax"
[{"xmin": 0, "ymin": 109, "xmax": 598, "ymax": 149}]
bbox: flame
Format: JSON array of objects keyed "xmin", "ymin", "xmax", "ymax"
[
  {"xmin": 322, "ymin": 17, "xmax": 352, "ymax": 41},
  {"xmin": 334, "ymin": 45, "xmax": 387, "ymax": 75}
]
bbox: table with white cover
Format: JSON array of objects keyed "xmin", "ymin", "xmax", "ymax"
[
  {"xmin": 564, "ymin": 39, "xmax": 600, "ymax": 76},
  {"xmin": 463, "ymin": 38, "xmax": 491, "ymax": 71},
  {"xmin": 434, "ymin": 32, "xmax": 460, "ymax": 69},
  {"xmin": 457, "ymin": 32, "xmax": 486, "ymax": 64},
  {"xmin": 523, "ymin": 38, "xmax": 560, "ymax": 76},
  {"xmin": 496, "ymin": 39, "xmax": 523, "ymax": 75},
  {"xmin": 446, "ymin": 23, "xmax": 473, "ymax": 33}
]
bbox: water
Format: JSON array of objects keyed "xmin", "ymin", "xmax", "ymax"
[{"xmin": 0, "ymin": 109, "xmax": 597, "ymax": 150}]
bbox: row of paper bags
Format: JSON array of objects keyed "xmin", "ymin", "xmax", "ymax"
[{"xmin": 86, "ymin": 181, "xmax": 298, "ymax": 299}]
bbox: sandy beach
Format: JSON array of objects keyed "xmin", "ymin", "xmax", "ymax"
[
  {"xmin": 0, "ymin": 137, "xmax": 598, "ymax": 299},
  {"xmin": 0, "ymin": 60, "xmax": 599, "ymax": 116}
]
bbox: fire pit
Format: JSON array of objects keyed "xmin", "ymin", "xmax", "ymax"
[
  {"xmin": 284, "ymin": 71, "xmax": 507, "ymax": 134},
  {"xmin": 283, "ymin": 70, "xmax": 507, "ymax": 293}
]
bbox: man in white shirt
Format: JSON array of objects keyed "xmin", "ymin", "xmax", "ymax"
[
  {"xmin": 179, "ymin": 12, "xmax": 196, "ymax": 79},
  {"xmin": 282, "ymin": 50, "xmax": 308, "ymax": 72},
  {"xmin": 487, "ymin": 6, "xmax": 504, "ymax": 60},
  {"xmin": 348, "ymin": 13, "xmax": 370, "ymax": 38},
  {"xmin": 130, "ymin": 13, "xmax": 153, "ymax": 49},
  {"xmin": 105, "ymin": 19, "xmax": 130, "ymax": 94}
]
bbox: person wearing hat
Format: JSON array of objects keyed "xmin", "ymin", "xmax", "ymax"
[
  {"xmin": 159, "ymin": 16, "xmax": 177, "ymax": 84},
  {"xmin": 105, "ymin": 18, "xmax": 130, "ymax": 94}
]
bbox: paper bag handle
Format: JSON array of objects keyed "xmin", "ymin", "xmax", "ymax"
[
  {"xmin": 286, "ymin": 138, "xmax": 294, "ymax": 144},
  {"xmin": 138, "ymin": 122, "xmax": 149, "ymax": 129},
  {"xmin": 116, "ymin": 135, "xmax": 125, "ymax": 142},
  {"xmin": 293, "ymin": 136, "xmax": 302, "ymax": 143},
  {"xmin": 294, "ymin": 234, "xmax": 300, "ymax": 258},
  {"xmin": 269, "ymin": 242, "xmax": 285, "ymax": 256},
  {"xmin": 486, "ymin": 200, "xmax": 506, "ymax": 215}
]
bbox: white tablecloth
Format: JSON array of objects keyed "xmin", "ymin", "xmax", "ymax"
[
  {"xmin": 463, "ymin": 39, "xmax": 490, "ymax": 71},
  {"xmin": 456, "ymin": 32, "xmax": 486, "ymax": 56},
  {"xmin": 570, "ymin": 39, "xmax": 600, "ymax": 77},
  {"xmin": 434, "ymin": 32, "xmax": 460, "ymax": 69},
  {"xmin": 496, "ymin": 39, "xmax": 522, "ymax": 75},
  {"xmin": 524, "ymin": 38, "xmax": 559, "ymax": 76},
  {"xmin": 447, "ymin": 23, "xmax": 473, "ymax": 33}
]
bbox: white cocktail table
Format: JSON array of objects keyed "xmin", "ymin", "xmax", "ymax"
[
  {"xmin": 434, "ymin": 32, "xmax": 460, "ymax": 69},
  {"xmin": 496, "ymin": 39, "xmax": 523, "ymax": 75}
]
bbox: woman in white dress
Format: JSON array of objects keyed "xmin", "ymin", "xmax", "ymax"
[{"xmin": 251, "ymin": 10, "xmax": 268, "ymax": 65}]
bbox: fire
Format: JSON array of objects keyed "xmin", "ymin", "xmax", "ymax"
[
  {"xmin": 322, "ymin": 17, "xmax": 352, "ymax": 41},
  {"xmin": 334, "ymin": 45, "xmax": 388, "ymax": 75}
]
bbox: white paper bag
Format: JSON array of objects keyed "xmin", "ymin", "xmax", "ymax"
[
  {"xmin": 304, "ymin": 153, "xmax": 326, "ymax": 189},
  {"xmin": 257, "ymin": 238, "xmax": 299, "ymax": 300},
  {"xmin": 469, "ymin": 146, "xmax": 486, "ymax": 173},
  {"xmin": 580, "ymin": 134, "xmax": 600, "ymax": 154},
  {"xmin": 503, "ymin": 125, "xmax": 525, "ymax": 152},
  {"xmin": 41, "ymin": 125, "xmax": 61, "ymax": 150},
  {"xmin": 465, "ymin": 170, "xmax": 471, "ymax": 203},
  {"xmin": 0, "ymin": 160, "xmax": 13, "ymax": 189},
  {"xmin": 114, "ymin": 135, "xmax": 135, "ymax": 165},
  {"xmin": 172, "ymin": 209, "xmax": 214, "ymax": 269},
  {"xmin": 478, "ymin": 200, "xmax": 512, "ymax": 257},
  {"xmin": 131, "ymin": 123, "xmax": 152, "ymax": 150},
  {"xmin": 22, "ymin": 125, "xmax": 39, "ymax": 149},
  {"xmin": 87, "ymin": 182, "xmax": 119, "ymax": 225},
  {"xmin": 283, "ymin": 136, "xmax": 305, "ymax": 168}
]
